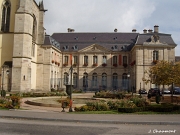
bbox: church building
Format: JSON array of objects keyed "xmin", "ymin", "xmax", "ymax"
[{"xmin": 0, "ymin": 0, "xmax": 177, "ymax": 93}]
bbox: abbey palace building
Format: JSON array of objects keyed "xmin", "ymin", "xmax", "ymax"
[{"xmin": 0, "ymin": 0, "xmax": 177, "ymax": 93}]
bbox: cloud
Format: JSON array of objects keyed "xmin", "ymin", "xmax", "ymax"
[
  {"xmin": 35, "ymin": 0, "xmax": 180, "ymax": 55},
  {"xmin": 36, "ymin": 0, "xmax": 155, "ymax": 33}
]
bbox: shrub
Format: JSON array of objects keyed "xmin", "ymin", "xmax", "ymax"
[
  {"xmin": 73, "ymin": 89, "xmax": 82, "ymax": 93},
  {"xmin": 10, "ymin": 94, "xmax": 21, "ymax": 109},
  {"xmin": 118, "ymin": 107, "xmax": 136, "ymax": 113},
  {"xmin": 107, "ymin": 99, "xmax": 137, "ymax": 110},
  {"xmin": 118, "ymin": 107, "xmax": 144, "ymax": 113},
  {"xmin": 80, "ymin": 105, "xmax": 89, "ymax": 111},
  {"xmin": 94, "ymin": 91, "xmax": 125, "ymax": 99},
  {"xmin": 172, "ymin": 104, "xmax": 180, "ymax": 111},
  {"xmin": 74, "ymin": 101, "xmax": 109, "ymax": 112},
  {"xmin": 130, "ymin": 96, "xmax": 150, "ymax": 107},
  {"xmin": 0, "ymin": 97, "xmax": 6, "ymax": 104},
  {"xmin": 107, "ymin": 100, "xmax": 122, "ymax": 110},
  {"xmin": 152, "ymin": 106, "xmax": 173, "ymax": 112}
]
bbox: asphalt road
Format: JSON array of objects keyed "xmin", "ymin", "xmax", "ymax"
[{"xmin": 0, "ymin": 118, "xmax": 179, "ymax": 135}]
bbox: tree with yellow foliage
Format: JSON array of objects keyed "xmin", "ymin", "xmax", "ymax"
[
  {"xmin": 143, "ymin": 60, "xmax": 180, "ymax": 102},
  {"xmin": 143, "ymin": 60, "xmax": 180, "ymax": 86}
]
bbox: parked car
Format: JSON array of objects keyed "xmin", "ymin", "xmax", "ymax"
[
  {"xmin": 162, "ymin": 88, "xmax": 171, "ymax": 94},
  {"xmin": 173, "ymin": 87, "xmax": 180, "ymax": 94},
  {"xmin": 139, "ymin": 89, "xmax": 147, "ymax": 94},
  {"xmin": 148, "ymin": 88, "xmax": 162, "ymax": 97}
]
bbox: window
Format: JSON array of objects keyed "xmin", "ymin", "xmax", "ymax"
[
  {"xmin": 63, "ymin": 46, "xmax": 69, "ymax": 50},
  {"xmin": 73, "ymin": 56, "xmax": 78, "ymax": 64},
  {"xmin": 31, "ymin": 15, "xmax": 36, "ymax": 57},
  {"xmin": 93, "ymin": 56, "xmax": 98, "ymax": 66},
  {"xmin": 123, "ymin": 56, "xmax": 127, "ymax": 64},
  {"xmin": 153, "ymin": 50, "xmax": 158, "ymax": 61},
  {"xmin": 72, "ymin": 45, "xmax": 78, "ymax": 50},
  {"xmin": 50, "ymin": 71, "xmax": 53, "ymax": 88},
  {"xmin": 1, "ymin": 1, "xmax": 11, "ymax": 32},
  {"xmin": 73, "ymin": 73, "xmax": 78, "ymax": 88},
  {"xmin": 112, "ymin": 73, "xmax": 118, "ymax": 89},
  {"xmin": 102, "ymin": 73, "xmax": 107, "ymax": 89},
  {"xmin": 64, "ymin": 56, "xmax": 69, "ymax": 64},
  {"xmin": 123, "ymin": 56, "xmax": 127, "ymax": 67},
  {"xmin": 93, "ymin": 56, "xmax": 97, "ymax": 64},
  {"xmin": 102, "ymin": 56, "xmax": 107, "ymax": 64},
  {"xmin": 92, "ymin": 73, "xmax": 97, "ymax": 87},
  {"xmin": 122, "ymin": 73, "xmax": 128, "ymax": 90},
  {"xmin": 113, "ymin": 56, "xmax": 117, "ymax": 67},
  {"xmin": 83, "ymin": 73, "xmax": 88, "ymax": 88},
  {"xmin": 32, "ymin": 15, "xmax": 37, "ymax": 41},
  {"xmin": 84, "ymin": 56, "xmax": 88, "ymax": 66},
  {"xmin": 113, "ymin": 56, "xmax": 117, "ymax": 64},
  {"xmin": 64, "ymin": 72, "xmax": 69, "ymax": 85}
]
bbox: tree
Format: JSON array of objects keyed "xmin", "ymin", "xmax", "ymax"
[
  {"xmin": 142, "ymin": 60, "xmax": 180, "ymax": 102},
  {"xmin": 143, "ymin": 61, "xmax": 180, "ymax": 86}
]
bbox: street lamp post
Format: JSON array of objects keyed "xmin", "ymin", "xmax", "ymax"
[
  {"xmin": 127, "ymin": 73, "xmax": 130, "ymax": 93},
  {"xmin": 69, "ymin": 66, "xmax": 73, "ymax": 112}
]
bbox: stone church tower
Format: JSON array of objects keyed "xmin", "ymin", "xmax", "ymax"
[
  {"xmin": 0, "ymin": 0, "xmax": 46, "ymax": 92},
  {"xmin": 12, "ymin": 0, "xmax": 46, "ymax": 92}
]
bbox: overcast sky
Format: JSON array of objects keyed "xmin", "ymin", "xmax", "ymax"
[{"xmin": 35, "ymin": 0, "xmax": 180, "ymax": 56}]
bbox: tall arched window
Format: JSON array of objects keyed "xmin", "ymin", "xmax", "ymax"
[
  {"xmin": 31, "ymin": 15, "xmax": 37, "ymax": 56},
  {"xmin": 1, "ymin": 0, "xmax": 11, "ymax": 32},
  {"xmin": 102, "ymin": 73, "xmax": 107, "ymax": 89},
  {"xmin": 73, "ymin": 73, "xmax": 78, "ymax": 88},
  {"xmin": 92, "ymin": 73, "xmax": 97, "ymax": 87},
  {"xmin": 112, "ymin": 73, "xmax": 118, "ymax": 89},
  {"xmin": 122, "ymin": 73, "xmax": 128, "ymax": 90},
  {"xmin": 83, "ymin": 73, "xmax": 88, "ymax": 88},
  {"xmin": 153, "ymin": 50, "xmax": 159, "ymax": 61}
]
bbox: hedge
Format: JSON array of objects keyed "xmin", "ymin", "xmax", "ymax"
[{"xmin": 118, "ymin": 107, "xmax": 144, "ymax": 113}]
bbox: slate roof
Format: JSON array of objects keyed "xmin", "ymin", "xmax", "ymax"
[
  {"xmin": 44, "ymin": 33, "xmax": 138, "ymax": 52},
  {"xmin": 136, "ymin": 33, "xmax": 177, "ymax": 45},
  {"xmin": 43, "ymin": 32, "xmax": 177, "ymax": 52},
  {"xmin": 44, "ymin": 35, "xmax": 60, "ymax": 50}
]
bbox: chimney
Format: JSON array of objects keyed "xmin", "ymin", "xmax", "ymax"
[
  {"xmin": 67, "ymin": 28, "xmax": 75, "ymax": 32},
  {"xmin": 148, "ymin": 29, "xmax": 153, "ymax": 33},
  {"xmin": 154, "ymin": 25, "xmax": 159, "ymax": 33},
  {"xmin": 132, "ymin": 29, "xmax": 136, "ymax": 32},
  {"xmin": 114, "ymin": 28, "xmax": 118, "ymax": 32},
  {"xmin": 143, "ymin": 29, "xmax": 147, "ymax": 33}
]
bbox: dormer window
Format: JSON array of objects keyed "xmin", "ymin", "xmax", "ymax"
[
  {"xmin": 63, "ymin": 45, "xmax": 69, "ymax": 50},
  {"xmin": 114, "ymin": 37, "xmax": 117, "ymax": 40},
  {"xmin": 72, "ymin": 45, "xmax": 78, "ymax": 50},
  {"xmin": 111, "ymin": 45, "xmax": 118, "ymax": 50},
  {"xmin": 74, "ymin": 37, "xmax": 78, "ymax": 40}
]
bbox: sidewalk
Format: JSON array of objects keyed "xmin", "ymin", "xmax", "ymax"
[{"xmin": 1, "ymin": 93, "xmax": 180, "ymax": 125}]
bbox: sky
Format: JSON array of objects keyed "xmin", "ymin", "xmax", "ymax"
[{"xmin": 35, "ymin": 0, "xmax": 180, "ymax": 56}]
